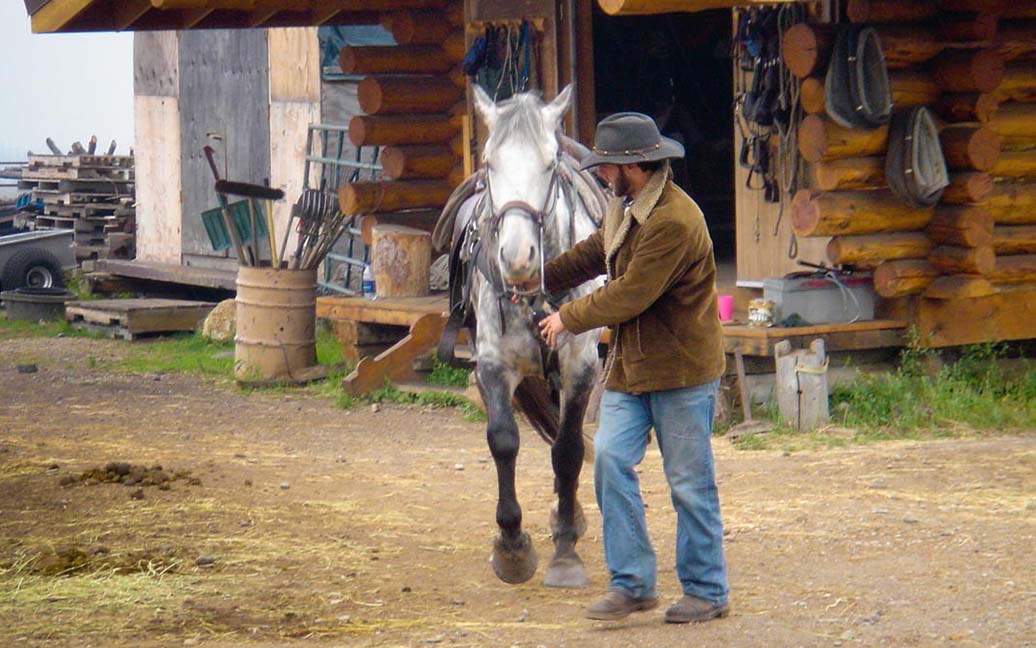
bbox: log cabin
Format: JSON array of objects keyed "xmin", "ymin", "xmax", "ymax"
[{"xmin": 22, "ymin": 0, "xmax": 1036, "ymax": 359}]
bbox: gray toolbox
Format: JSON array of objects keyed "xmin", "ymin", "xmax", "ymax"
[{"xmin": 763, "ymin": 272, "xmax": 875, "ymax": 325}]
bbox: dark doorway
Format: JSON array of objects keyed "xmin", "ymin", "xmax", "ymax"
[{"xmin": 591, "ymin": 7, "xmax": 735, "ymax": 262}]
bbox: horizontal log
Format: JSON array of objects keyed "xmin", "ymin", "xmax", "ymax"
[
  {"xmin": 923, "ymin": 275, "xmax": 997, "ymax": 299},
  {"xmin": 930, "ymin": 49, "xmax": 1005, "ymax": 93},
  {"xmin": 847, "ymin": 0, "xmax": 937, "ymax": 23},
  {"xmin": 809, "ymin": 156, "xmax": 885, "ymax": 191},
  {"xmin": 826, "ymin": 232, "xmax": 932, "ymax": 270},
  {"xmin": 988, "ymin": 102, "xmax": 1036, "ymax": 150},
  {"xmin": 781, "ymin": 23, "xmax": 834, "ymax": 79},
  {"xmin": 939, "ymin": 125, "xmax": 1001, "ymax": 172},
  {"xmin": 991, "ymin": 151, "xmax": 1036, "ymax": 179},
  {"xmin": 926, "ymin": 205, "xmax": 993, "ymax": 247},
  {"xmin": 878, "ymin": 26, "xmax": 943, "ymax": 69},
  {"xmin": 798, "ymin": 114, "xmax": 889, "ymax": 163},
  {"xmin": 941, "ymin": 172, "xmax": 994, "ymax": 204},
  {"xmin": 1003, "ymin": 6, "xmax": 1036, "ymax": 19},
  {"xmin": 359, "ymin": 210, "xmax": 440, "ymax": 245},
  {"xmin": 994, "ymin": 225, "xmax": 1036, "ymax": 255},
  {"xmin": 933, "ymin": 93, "xmax": 998, "ymax": 123},
  {"xmin": 598, "ymin": 0, "xmax": 801, "ymax": 14},
  {"xmin": 385, "ymin": 9, "xmax": 455, "ymax": 45},
  {"xmin": 874, "ymin": 259, "xmax": 939, "ymax": 297},
  {"xmin": 935, "ymin": 0, "xmax": 1005, "ymax": 11},
  {"xmin": 380, "ymin": 144, "xmax": 455, "ymax": 179},
  {"xmin": 985, "ymin": 183, "xmax": 1036, "ymax": 224},
  {"xmin": 340, "ymin": 45, "xmax": 454, "ymax": 74},
  {"xmin": 989, "ymin": 253, "xmax": 1036, "ymax": 285},
  {"xmin": 939, "ymin": 12, "xmax": 999, "ymax": 42},
  {"xmin": 929, "ymin": 244, "xmax": 995, "ymax": 274},
  {"xmin": 450, "ymin": 133, "xmax": 465, "ymax": 158},
  {"xmin": 994, "ymin": 61, "xmax": 1036, "ymax": 103},
  {"xmin": 993, "ymin": 21, "xmax": 1036, "ymax": 63},
  {"xmin": 349, "ymin": 114, "xmax": 460, "ymax": 147},
  {"xmin": 357, "ymin": 76, "xmax": 463, "ymax": 115},
  {"xmin": 890, "ymin": 69, "xmax": 941, "ymax": 107},
  {"xmin": 791, "ymin": 189, "xmax": 934, "ymax": 238},
  {"xmin": 339, "ymin": 179, "xmax": 453, "ymax": 214},
  {"xmin": 800, "ymin": 76, "xmax": 825, "ymax": 114},
  {"xmin": 442, "ymin": 31, "xmax": 465, "ymax": 62}
]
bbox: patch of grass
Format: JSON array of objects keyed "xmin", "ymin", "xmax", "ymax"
[
  {"xmin": 365, "ymin": 381, "xmax": 486, "ymax": 421},
  {"xmin": 113, "ymin": 333, "xmax": 234, "ymax": 378},
  {"xmin": 425, "ymin": 356, "xmax": 471, "ymax": 388},
  {"xmin": 0, "ymin": 317, "xmax": 99, "ymax": 340},
  {"xmin": 735, "ymin": 337, "xmax": 1036, "ymax": 451}
]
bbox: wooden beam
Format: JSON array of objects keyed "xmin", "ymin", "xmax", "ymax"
[
  {"xmin": 598, "ymin": 0, "xmax": 799, "ymax": 15},
  {"xmin": 113, "ymin": 0, "xmax": 153, "ymax": 29},
  {"xmin": 791, "ymin": 189, "xmax": 933, "ymax": 238},
  {"xmin": 874, "ymin": 259, "xmax": 939, "ymax": 297},
  {"xmin": 30, "ymin": 0, "xmax": 94, "ymax": 32}
]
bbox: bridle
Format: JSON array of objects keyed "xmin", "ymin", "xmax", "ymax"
[{"xmin": 479, "ymin": 156, "xmax": 562, "ymax": 299}]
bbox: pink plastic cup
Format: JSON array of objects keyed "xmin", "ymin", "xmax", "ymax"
[{"xmin": 717, "ymin": 294, "xmax": 734, "ymax": 321}]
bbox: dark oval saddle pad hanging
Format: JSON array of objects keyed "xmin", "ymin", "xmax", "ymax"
[
  {"xmin": 825, "ymin": 25, "xmax": 892, "ymax": 130},
  {"xmin": 885, "ymin": 106, "xmax": 950, "ymax": 208}
]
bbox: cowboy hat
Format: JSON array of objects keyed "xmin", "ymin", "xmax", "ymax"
[{"xmin": 579, "ymin": 112, "xmax": 685, "ymax": 170}]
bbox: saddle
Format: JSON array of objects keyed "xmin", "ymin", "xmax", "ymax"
[
  {"xmin": 825, "ymin": 25, "xmax": 892, "ymax": 130},
  {"xmin": 885, "ymin": 106, "xmax": 949, "ymax": 208}
]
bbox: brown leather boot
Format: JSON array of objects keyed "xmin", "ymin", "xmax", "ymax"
[
  {"xmin": 585, "ymin": 590, "xmax": 659, "ymax": 621},
  {"xmin": 664, "ymin": 595, "xmax": 730, "ymax": 624}
]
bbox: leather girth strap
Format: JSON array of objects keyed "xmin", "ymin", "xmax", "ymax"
[
  {"xmin": 825, "ymin": 25, "xmax": 892, "ymax": 131},
  {"xmin": 885, "ymin": 106, "xmax": 949, "ymax": 208}
]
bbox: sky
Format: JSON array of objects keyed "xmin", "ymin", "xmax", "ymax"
[{"xmin": 0, "ymin": 3, "xmax": 134, "ymax": 162}]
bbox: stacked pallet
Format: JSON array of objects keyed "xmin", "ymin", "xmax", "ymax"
[
  {"xmin": 18, "ymin": 154, "xmax": 136, "ymax": 263},
  {"xmin": 337, "ymin": 0, "xmax": 466, "ymax": 240},
  {"xmin": 785, "ymin": 0, "xmax": 1010, "ymax": 301}
]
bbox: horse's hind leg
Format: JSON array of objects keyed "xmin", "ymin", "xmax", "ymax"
[
  {"xmin": 479, "ymin": 362, "xmax": 538, "ymax": 584},
  {"xmin": 544, "ymin": 363, "xmax": 594, "ymax": 589}
]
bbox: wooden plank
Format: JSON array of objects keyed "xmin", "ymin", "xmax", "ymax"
[
  {"xmin": 267, "ymin": 27, "xmax": 320, "ymax": 102},
  {"xmin": 914, "ymin": 288, "xmax": 1036, "ymax": 347},
  {"xmin": 134, "ymin": 95, "xmax": 182, "ymax": 264},
  {"xmin": 269, "ymin": 100, "xmax": 320, "ymax": 254},
  {"xmin": 134, "ymin": 31, "xmax": 179, "ymax": 97},
  {"xmin": 342, "ymin": 313, "xmax": 446, "ymax": 396},
  {"xmin": 96, "ymin": 259, "xmax": 237, "ymax": 290},
  {"xmin": 65, "ymin": 299, "xmax": 216, "ymax": 334},
  {"xmin": 721, "ymin": 319, "xmax": 909, "ymax": 356},
  {"xmin": 316, "ymin": 294, "xmax": 447, "ymax": 327}
]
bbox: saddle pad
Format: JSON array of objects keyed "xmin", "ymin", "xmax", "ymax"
[
  {"xmin": 886, "ymin": 106, "xmax": 949, "ymax": 208},
  {"xmin": 825, "ymin": 25, "xmax": 892, "ymax": 130}
]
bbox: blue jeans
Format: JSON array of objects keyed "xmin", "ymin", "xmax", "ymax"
[{"xmin": 593, "ymin": 380, "xmax": 728, "ymax": 605}]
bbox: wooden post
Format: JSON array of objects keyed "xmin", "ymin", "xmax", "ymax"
[
  {"xmin": 774, "ymin": 338, "xmax": 829, "ymax": 431},
  {"xmin": 940, "ymin": 172, "xmax": 993, "ymax": 204},
  {"xmin": 370, "ymin": 224, "xmax": 433, "ymax": 298},
  {"xmin": 349, "ymin": 114, "xmax": 460, "ymax": 147},
  {"xmin": 798, "ymin": 114, "xmax": 889, "ymax": 163},
  {"xmin": 826, "ymin": 232, "xmax": 931, "ymax": 269},
  {"xmin": 357, "ymin": 76, "xmax": 463, "ymax": 115},
  {"xmin": 929, "ymin": 244, "xmax": 996, "ymax": 275},
  {"xmin": 874, "ymin": 259, "xmax": 939, "ymax": 297},
  {"xmin": 340, "ymin": 180, "xmax": 454, "ymax": 213},
  {"xmin": 939, "ymin": 125, "xmax": 1001, "ymax": 171},
  {"xmin": 791, "ymin": 189, "xmax": 933, "ymax": 237},
  {"xmin": 381, "ymin": 144, "xmax": 456, "ymax": 179},
  {"xmin": 360, "ymin": 210, "xmax": 441, "ymax": 245},
  {"xmin": 930, "ymin": 49, "xmax": 1005, "ymax": 93}
]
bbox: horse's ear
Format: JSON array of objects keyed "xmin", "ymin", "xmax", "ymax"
[
  {"xmin": 473, "ymin": 85, "xmax": 497, "ymax": 128},
  {"xmin": 543, "ymin": 84, "xmax": 574, "ymax": 128}
]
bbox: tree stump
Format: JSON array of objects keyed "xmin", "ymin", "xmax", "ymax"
[{"xmin": 371, "ymin": 224, "xmax": 432, "ymax": 298}]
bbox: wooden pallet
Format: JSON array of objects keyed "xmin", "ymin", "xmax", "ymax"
[
  {"xmin": 65, "ymin": 299, "xmax": 216, "ymax": 340},
  {"xmin": 18, "ymin": 178, "xmax": 134, "ymax": 193},
  {"xmin": 27, "ymin": 153, "xmax": 134, "ymax": 169}
]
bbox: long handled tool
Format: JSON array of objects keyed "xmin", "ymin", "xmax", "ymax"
[{"xmin": 203, "ymin": 146, "xmax": 249, "ymax": 265}]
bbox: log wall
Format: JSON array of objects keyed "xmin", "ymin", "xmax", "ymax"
[{"xmin": 781, "ymin": 5, "xmax": 1036, "ymax": 345}]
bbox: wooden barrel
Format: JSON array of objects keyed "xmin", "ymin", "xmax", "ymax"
[{"xmin": 234, "ymin": 266, "xmax": 317, "ymax": 382}]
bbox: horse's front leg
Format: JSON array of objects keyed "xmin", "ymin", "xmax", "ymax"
[
  {"xmin": 478, "ymin": 360, "xmax": 538, "ymax": 584},
  {"xmin": 544, "ymin": 347, "xmax": 597, "ymax": 588}
]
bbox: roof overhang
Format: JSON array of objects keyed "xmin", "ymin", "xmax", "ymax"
[{"xmin": 24, "ymin": 0, "xmax": 445, "ymax": 33}]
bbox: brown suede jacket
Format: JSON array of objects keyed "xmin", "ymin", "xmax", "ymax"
[{"xmin": 545, "ymin": 167, "xmax": 726, "ymax": 393}]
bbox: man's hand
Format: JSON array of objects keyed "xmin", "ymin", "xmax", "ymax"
[{"xmin": 538, "ymin": 311, "xmax": 566, "ymax": 349}]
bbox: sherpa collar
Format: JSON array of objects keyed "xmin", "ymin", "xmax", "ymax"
[{"xmin": 629, "ymin": 163, "xmax": 672, "ymax": 224}]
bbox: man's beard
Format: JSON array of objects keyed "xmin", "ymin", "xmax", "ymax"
[{"xmin": 612, "ymin": 168, "xmax": 631, "ymax": 197}]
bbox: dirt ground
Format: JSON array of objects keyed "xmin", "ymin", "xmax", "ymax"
[{"xmin": 1, "ymin": 336, "xmax": 1035, "ymax": 648}]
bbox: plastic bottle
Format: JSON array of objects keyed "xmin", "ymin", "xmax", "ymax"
[{"xmin": 362, "ymin": 262, "xmax": 376, "ymax": 300}]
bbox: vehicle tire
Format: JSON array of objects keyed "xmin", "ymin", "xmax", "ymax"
[{"xmin": 1, "ymin": 247, "xmax": 66, "ymax": 290}]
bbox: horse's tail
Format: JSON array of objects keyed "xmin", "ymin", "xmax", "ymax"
[{"xmin": 513, "ymin": 377, "xmax": 595, "ymax": 464}]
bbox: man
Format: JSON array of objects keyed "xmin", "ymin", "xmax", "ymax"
[{"xmin": 537, "ymin": 112, "xmax": 729, "ymax": 624}]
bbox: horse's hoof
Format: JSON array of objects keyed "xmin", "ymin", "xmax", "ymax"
[
  {"xmin": 491, "ymin": 532, "xmax": 538, "ymax": 584},
  {"xmin": 549, "ymin": 501, "xmax": 589, "ymax": 539},
  {"xmin": 544, "ymin": 555, "xmax": 588, "ymax": 589}
]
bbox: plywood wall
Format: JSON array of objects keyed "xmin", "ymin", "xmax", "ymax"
[{"xmin": 134, "ymin": 95, "xmax": 183, "ymax": 264}]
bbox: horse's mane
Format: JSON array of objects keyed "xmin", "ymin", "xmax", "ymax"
[{"xmin": 482, "ymin": 93, "xmax": 556, "ymax": 163}]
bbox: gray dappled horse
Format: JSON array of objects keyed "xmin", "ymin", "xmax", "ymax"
[{"xmin": 439, "ymin": 85, "xmax": 607, "ymax": 588}]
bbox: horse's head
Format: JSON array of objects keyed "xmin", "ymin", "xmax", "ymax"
[{"xmin": 473, "ymin": 84, "xmax": 573, "ymax": 291}]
